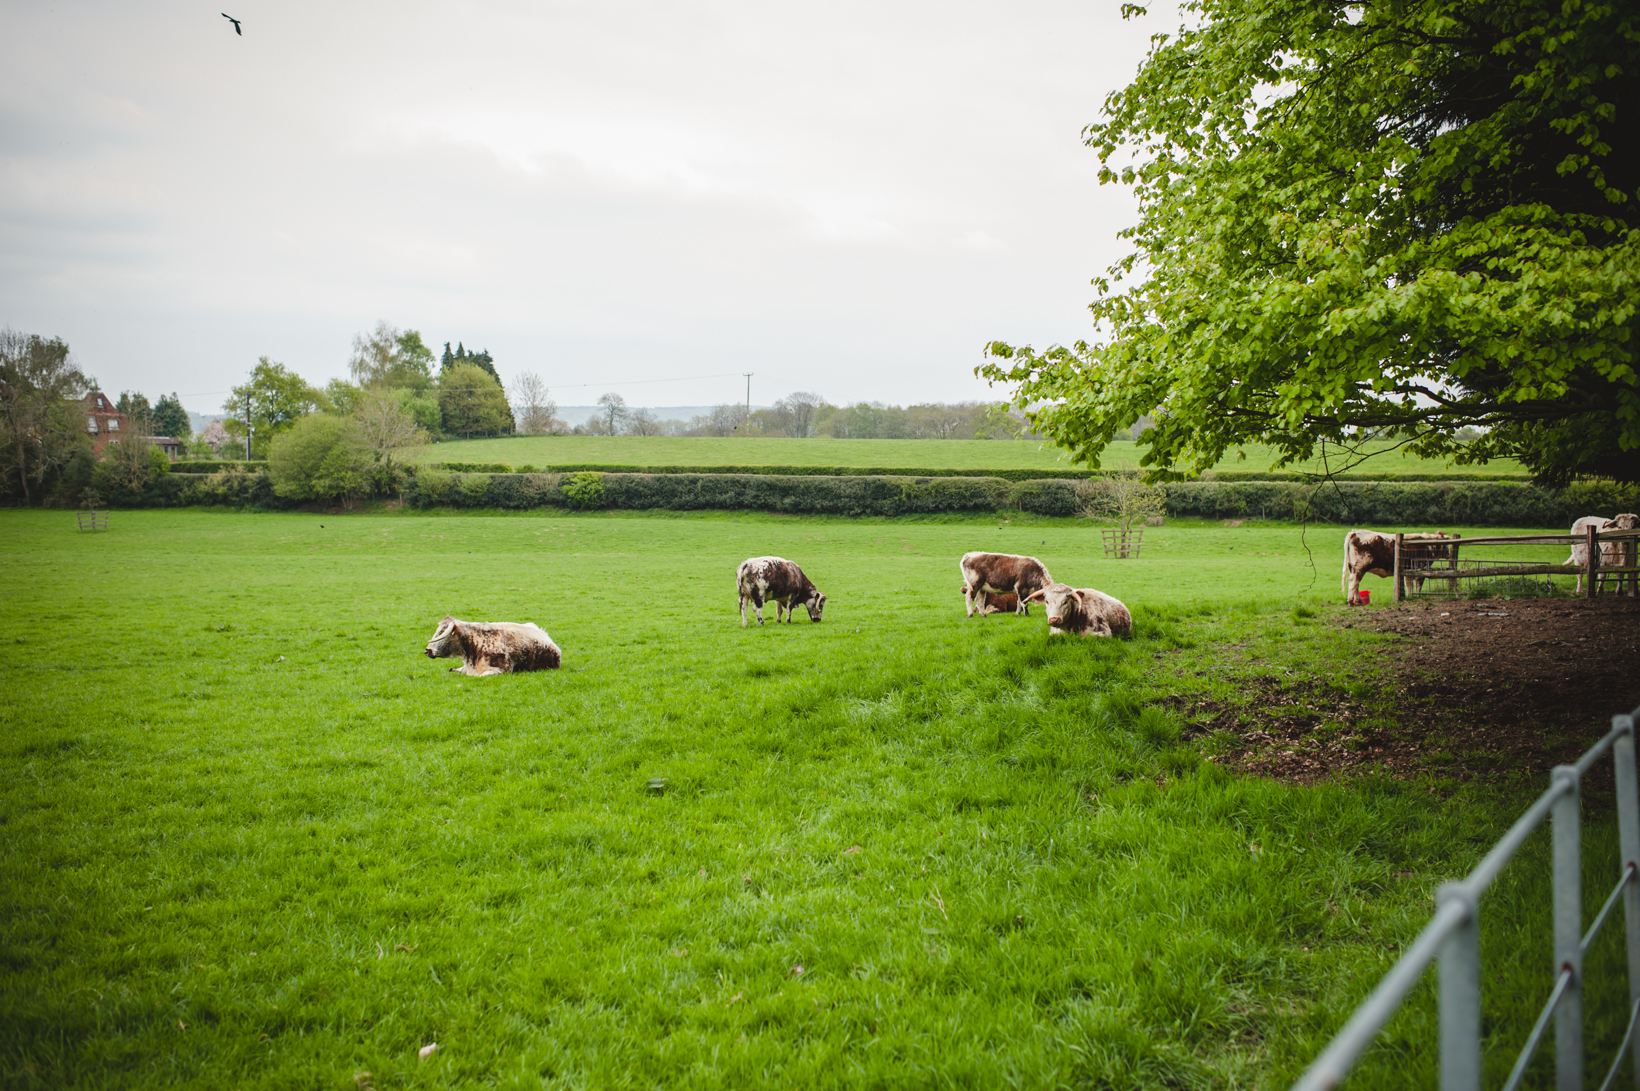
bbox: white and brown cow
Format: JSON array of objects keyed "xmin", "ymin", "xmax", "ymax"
[
  {"xmin": 737, "ymin": 556, "xmax": 826, "ymax": 626},
  {"xmin": 1342, "ymin": 530, "xmax": 1453, "ymax": 605},
  {"xmin": 960, "ymin": 552, "xmax": 1051, "ymax": 617},
  {"xmin": 958, "ymin": 584, "xmax": 1028, "ymax": 616},
  {"xmin": 424, "ymin": 616, "xmax": 561, "ymax": 676},
  {"xmin": 1570, "ymin": 513, "xmax": 1640, "ymax": 593},
  {"xmin": 1024, "ymin": 582, "xmax": 1132, "ymax": 638}
]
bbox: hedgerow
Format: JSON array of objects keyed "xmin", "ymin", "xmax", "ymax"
[{"xmin": 92, "ymin": 468, "xmax": 1639, "ymax": 526}]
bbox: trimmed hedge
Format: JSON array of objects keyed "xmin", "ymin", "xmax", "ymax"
[
  {"xmin": 419, "ymin": 461, "xmax": 1535, "ymax": 483},
  {"xmin": 1166, "ymin": 480, "xmax": 1638, "ymax": 526},
  {"xmin": 1206, "ymin": 470, "xmax": 1531, "ymax": 483},
  {"xmin": 421, "ymin": 461, "xmax": 1102, "ymax": 482},
  {"xmin": 173, "ymin": 460, "xmax": 269, "ymax": 474},
  {"xmin": 407, "ymin": 471, "xmax": 1026, "ymax": 516},
  {"xmin": 90, "ymin": 467, "xmax": 1638, "ymax": 527}
]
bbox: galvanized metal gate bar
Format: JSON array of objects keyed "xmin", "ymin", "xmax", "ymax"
[{"xmin": 1292, "ymin": 704, "xmax": 1640, "ymax": 1091}]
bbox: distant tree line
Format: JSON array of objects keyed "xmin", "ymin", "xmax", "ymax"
[{"xmin": 572, "ymin": 393, "xmax": 1036, "ymax": 440}]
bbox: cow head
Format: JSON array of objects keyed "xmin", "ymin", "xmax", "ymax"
[
  {"xmin": 803, "ymin": 590, "xmax": 826, "ymax": 622},
  {"xmin": 1024, "ymin": 583, "xmax": 1078, "ymax": 627},
  {"xmin": 425, "ymin": 615, "xmax": 460, "ymax": 659}
]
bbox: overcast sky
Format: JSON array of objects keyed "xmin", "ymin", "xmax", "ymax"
[{"xmin": 2, "ymin": 0, "xmax": 1170, "ymax": 415}]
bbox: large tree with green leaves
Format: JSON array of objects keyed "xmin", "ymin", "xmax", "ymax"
[
  {"xmin": 350, "ymin": 322, "xmax": 436, "ymax": 394},
  {"xmin": 151, "ymin": 393, "xmax": 191, "ymax": 441},
  {"xmin": 438, "ymin": 362, "xmax": 513, "ymax": 438},
  {"xmin": 0, "ymin": 328, "xmax": 88, "ymax": 503},
  {"xmin": 222, "ymin": 358, "xmax": 329, "ymax": 458},
  {"xmin": 982, "ymin": 0, "xmax": 1639, "ymax": 483}
]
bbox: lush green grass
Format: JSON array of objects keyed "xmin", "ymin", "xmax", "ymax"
[
  {"xmin": 0, "ymin": 510, "xmax": 1623, "ymax": 1088},
  {"xmin": 410, "ymin": 435, "xmax": 1527, "ymax": 477}
]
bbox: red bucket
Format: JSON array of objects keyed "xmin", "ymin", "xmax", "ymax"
[{"xmin": 1359, "ymin": 589, "xmax": 1371, "ymax": 604}]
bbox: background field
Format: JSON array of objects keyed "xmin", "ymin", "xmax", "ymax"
[
  {"xmin": 408, "ymin": 435, "xmax": 1528, "ymax": 477},
  {"xmin": 0, "ymin": 509, "xmax": 1623, "ymax": 1088}
]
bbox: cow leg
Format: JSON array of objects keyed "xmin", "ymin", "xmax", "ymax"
[
  {"xmin": 1345, "ymin": 566, "xmax": 1363, "ymax": 606},
  {"xmin": 1015, "ymin": 590, "xmax": 1028, "ymax": 616},
  {"xmin": 752, "ymin": 588, "xmax": 765, "ymax": 625},
  {"xmin": 739, "ymin": 584, "xmax": 749, "ymax": 628}
]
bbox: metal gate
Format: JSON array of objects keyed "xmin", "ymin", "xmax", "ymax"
[{"xmin": 1293, "ymin": 704, "xmax": 1640, "ymax": 1091}]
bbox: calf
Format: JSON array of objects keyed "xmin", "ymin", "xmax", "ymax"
[
  {"xmin": 960, "ymin": 552, "xmax": 1051, "ymax": 617},
  {"xmin": 738, "ymin": 556, "xmax": 826, "ymax": 626},
  {"xmin": 1024, "ymin": 582, "xmax": 1132, "ymax": 638},
  {"xmin": 958, "ymin": 583, "xmax": 1027, "ymax": 616},
  {"xmin": 1342, "ymin": 529, "xmax": 1453, "ymax": 605},
  {"xmin": 424, "ymin": 616, "xmax": 561, "ymax": 677}
]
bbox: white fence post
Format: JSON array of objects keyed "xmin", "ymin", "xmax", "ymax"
[
  {"xmin": 1552, "ymin": 764, "xmax": 1582, "ymax": 1091},
  {"xmin": 1438, "ymin": 881, "xmax": 1481, "ymax": 1091},
  {"xmin": 1615, "ymin": 715, "xmax": 1640, "ymax": 1085}
]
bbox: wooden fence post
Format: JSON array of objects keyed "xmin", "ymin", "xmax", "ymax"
[
  {"xmin": 1394, "ymin": 532, "xmax": 1405, "ymax": 604},
  {"xmin": 1450, "ymin": 533, "xmax": 1462, "ymax": 599},
  {"xmin": 1587, "ymin": 523, "xmax": 1600, "ymax": 599}
]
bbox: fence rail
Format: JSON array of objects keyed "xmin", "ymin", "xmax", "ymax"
[{"xmin": 1292, "ymin": 704, "xmax": 1640, "ymax": 1090}]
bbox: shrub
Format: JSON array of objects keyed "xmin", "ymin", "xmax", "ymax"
[
  {"xmin": 413, "ymin": 467, "xmax": 453, "ymax": 505},
  {"xmin": 267, "ymin": 415, "xmax": 373, "ymax": 504},
  {"xmin": 562, "ymin": 471, "xmax": 606, "ymax": 509},
  {"xmin": 178, "ymin": 470, "xmax": 293, "ymax": 510},
  {"xmin": 458, "ymin": 473, "xmax": 491, "ymax": 505},
  {"xmin": 176, "ymin": 460, "xmax": 269, "ymax": 474},
  {"xmin": 1007, "ymin": 479, "xmax": 1081, "ymax": 516}
]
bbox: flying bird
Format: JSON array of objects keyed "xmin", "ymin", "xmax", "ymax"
[{"xmin": 221, "ymin": 12, "xmax": 242, "ymax": 34}]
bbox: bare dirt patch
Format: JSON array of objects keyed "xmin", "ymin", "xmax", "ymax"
[{"xmin": 1175, "ymin": 598, "xmax": 1640, "ymax": 785}]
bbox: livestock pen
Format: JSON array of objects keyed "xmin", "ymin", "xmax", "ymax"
[{"xmin": 1389, "ymin": 528, "xmax": 1640, "ymax": 603}]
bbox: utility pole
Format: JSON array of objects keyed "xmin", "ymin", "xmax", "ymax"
[
  {"xmin": 244, "ymin": 391, "xmax": 252, "ymax": 460},
  {"xmin": 744, "ymin": 373, "xmax": 753, "ymax": 429}
]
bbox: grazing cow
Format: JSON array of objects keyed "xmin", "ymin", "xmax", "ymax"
[
  {"xmin": 737, "ymin": 556, "xmax": 826, "ymax": 626},
  {"xmin": 1576, "ymin": 513, "xmax": 1640, "ymax": 594},
  {"xmin": 424, "ymin": 616, "xmax": 561, "ymax": 676},
  {"xmin": 958, "ymin": 583, "xmax": 1028, "ymax": 616},
  {"xmin": 1342, "ymin": 530, "xmax": 1453, "ymax": 605},
  {"xmin": 1024, "ymin": 582, "xmax": 1132, "ymax": 638},
  {"xmin": 960, "ymin": 552, "xmax": 1051, "ymax": 617}
]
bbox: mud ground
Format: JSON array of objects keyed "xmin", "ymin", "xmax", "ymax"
[{"xmin": 1174, "ymin": 597, "xmax": 1640, "ymax": 786}]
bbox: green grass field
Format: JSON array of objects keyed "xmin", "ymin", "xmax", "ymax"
[
  {"xmin": 409, "ymin": 435, "xmax": 1527, "ymax": 478},
  {"xmin": 0, "ymin": 509, "xmax": 1622, "ymax": 1088}
]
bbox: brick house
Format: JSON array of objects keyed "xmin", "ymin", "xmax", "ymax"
[
  {"xmin": 81, "ymin": 392, "xmax": 183, "ymax": 459},
  {"xmin": 83, "ymin": 392, "xmax": 128, "ymax": 455}
]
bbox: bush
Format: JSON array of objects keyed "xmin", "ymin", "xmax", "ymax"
[
  {"xmin": 413, "ymin": 467, "xmax": 454, "ymax": 505},
  {"xmin": 177, "ymin": 470, "xmax": 293, "ymax": 510},
  {"xmin": 176, "ymin": 460, "xmax": 269, "ymax": 474},
  {"xmin": 1163, "ymin": 480, "xmax": 1640, "ymax": 526},
  {"xmin": 562, "ymin": 472, "xmax": 606, "ymax": 509},
  {"xmin": 267, "ymin": 416, "xmax": 372, "ymax": 503},
  {"xmin": 1007, "ymin": 479, "xmax": 1081, "ymax": 516}
]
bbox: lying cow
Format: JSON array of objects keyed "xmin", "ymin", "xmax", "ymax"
[
  {"xmin": 424, "ymin": 616, "xmax": 561, "ymax": 676},
  {"xmin": 1342, "ymin": 529, "xmax": 1453, "ymax": 605},
  {"xmin": 959, "ymin": 583, "xmax": 1028, "ymax": 615},
  {"xmin": 960, "ymin": 551, "xmax": 1051, "ymax": 617},
  {"xmin": 1024, "ymin": 582, "xmax": 1132, "ymax": 638},
  {"xmin": 1568, "ymin": 513, "xmax": 1640, "ymax": 593},
  {"xmin": 737, "ymin": 556, "xmax": 826, "ymax": 626}
]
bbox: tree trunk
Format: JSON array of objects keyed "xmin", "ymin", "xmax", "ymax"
[{"xmin": 15, "ymin": 436, "xmax": 29, "ymax": 503}]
